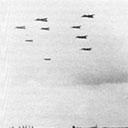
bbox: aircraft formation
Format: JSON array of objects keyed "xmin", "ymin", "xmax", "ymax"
[
  {"xmin": 71, "ymin": 14, "xmax": 95, "ymax": 51},
  {"xmin": 15, "ymin": 14, "xmax": 95, "ymax": 61},
  {"xmin": 15, "ymin": 17, "xmax": 51, "ymax": 61}
]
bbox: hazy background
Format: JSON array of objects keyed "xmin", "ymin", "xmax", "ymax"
[{"xmin": 0, "ymin": 0, "xmax": 128, "ymax": 128}]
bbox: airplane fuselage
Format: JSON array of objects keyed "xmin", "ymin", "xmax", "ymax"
[
  {"xmin": 25, "ymin": 40, "xmax": 33, "ymax": 42},
  {"xmin": 82, "ymin": 14, "xmax": 95, "ymax": 18},
  {"xmin": 44, "ymin": 58, "xmax": 51, "ymax": 61},
  {"xmin": 76, "ymin": 35, "xmax": 88, "ymax": 39},
  {"xmin": 72, "ymin": 26, "xmax": 81, "ymax": 29},
  {"xmin": 81, "ymin": 48, "xmax": 92, "ymax": 51},
  {"xmin": 35, "ymin": 18, "xmax": 48, "ymax": 22},
  {"xmin": 15, "ymin": 26, "xmax": 26, "ymax": 29},
  {"xmin": 41, "ymin": 27, "xmax": 50, "ymax": 31}
]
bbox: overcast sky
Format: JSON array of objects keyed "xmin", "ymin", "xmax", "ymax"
[{"xmin": 0, "ymin": 0, "xmax": 128, "ymax": 128}]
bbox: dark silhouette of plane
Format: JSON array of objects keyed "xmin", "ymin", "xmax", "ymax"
[
  {"xmin": 81, "ymin": 48, "xmax": 92, "ymax": 51},
  {"xmin": 15, "ymin": 26, "xmax": 26, "ymax": 29},
  {"xmin": 35, "ymin": 18, "xmax": 48, "ymax": 22},
  {"xmin": 71, "ymin": 26, "xmax": 81, "ymax": 29},
  {"xmin": 44, "ymin": 58, "xmax": 51, "ymax": 61},
  {"xmin": 81, "ymin": 14, "xmax": 95, "ymax": 18},
  {"xmin": 25, "ymin": 40, "xmax": 33, "ymax": 42},
  {"xmin": 41, "ymin": 27, "xmax": 50, "ymax": 31},
  {"xmin": 76, "ymin": 35, "xmax": 88, "ymax": 39}
]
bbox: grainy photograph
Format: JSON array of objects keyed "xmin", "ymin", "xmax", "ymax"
[{"xmin": 0, "ymin": 0, "xmax": 128, "ymax": 128}]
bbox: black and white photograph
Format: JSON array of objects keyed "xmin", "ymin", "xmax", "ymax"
[{"xmin": 0, "ymin": 0, "xmax": 128, "ymax": 128}]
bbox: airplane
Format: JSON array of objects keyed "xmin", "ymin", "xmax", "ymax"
[
  {"xmin": 25, "ymin": 40, "xmax": 33, "ymax": 42},
  {"xmin": 81, "ymin": 14, "xmax": 95, "ymax": 18},
  {"xmin": 15, "ymin": 26, "xmax": 26, "ymax": 29},
  {"xmin": 76, "ymin": 35, "xmax": 88, "ymax": 39},
  {"xmin": 44, "ymin": 58, "xmax": 51, "ymax": 61},
  {"xmin": 40, "ymin": 27, "xmax": 50, "ymax": 31},
  {"xmin": 71, "ymin": 26, "xmax": 81, "ymax": 29},
  {"xmin": 81, "ymin": 48, "xmax": 92, "ymax": 51},
  {"xmin": 35, "ymin": 18, "xmax": 48, "ymax": 22}
]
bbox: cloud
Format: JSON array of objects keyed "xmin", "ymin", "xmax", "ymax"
[
  {"xmin": 74, "ymin": 71, "xmax": 128, "ymax": 85},
  {"xmin": 72, "ymin": 36, "xmax": 128, "ymax": 85}
]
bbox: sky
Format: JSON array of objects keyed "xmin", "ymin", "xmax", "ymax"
[{"xmin": 0, "ymin": 0, "xmax": 128, "ymax": 128}]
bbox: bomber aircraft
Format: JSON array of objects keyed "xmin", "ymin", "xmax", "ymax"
[
  {"xmin": 76, "ymin": 35, "xmax": 88, "ymax": 39},
  {"xmin": 15, "ymin": 26, "xmax": 26, "ymax": 29},
  {"xmin": 81, "ymin": 14, "xmax": 95, "ymax": 18},
  {"xmin": 81, "ymin": 48, "xmax": 92, "ymax": 51},
  {"xmin": 44, "ymin": 58, "xmax": 51, "ymax": 61},
  {"xmin": 41, "ymin": 27, "xmax": 50, "ymax": 31},
  {"xmin": 71, "ymin": 26, "xmax": 81, "ymax": 29},
  {"xmin": 35, "ymin": 18, "xmax": 48, "ymax": 22},
  {"xmin": 25, "ymin": 40, "xmax": 33, "ymax": 42}
]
